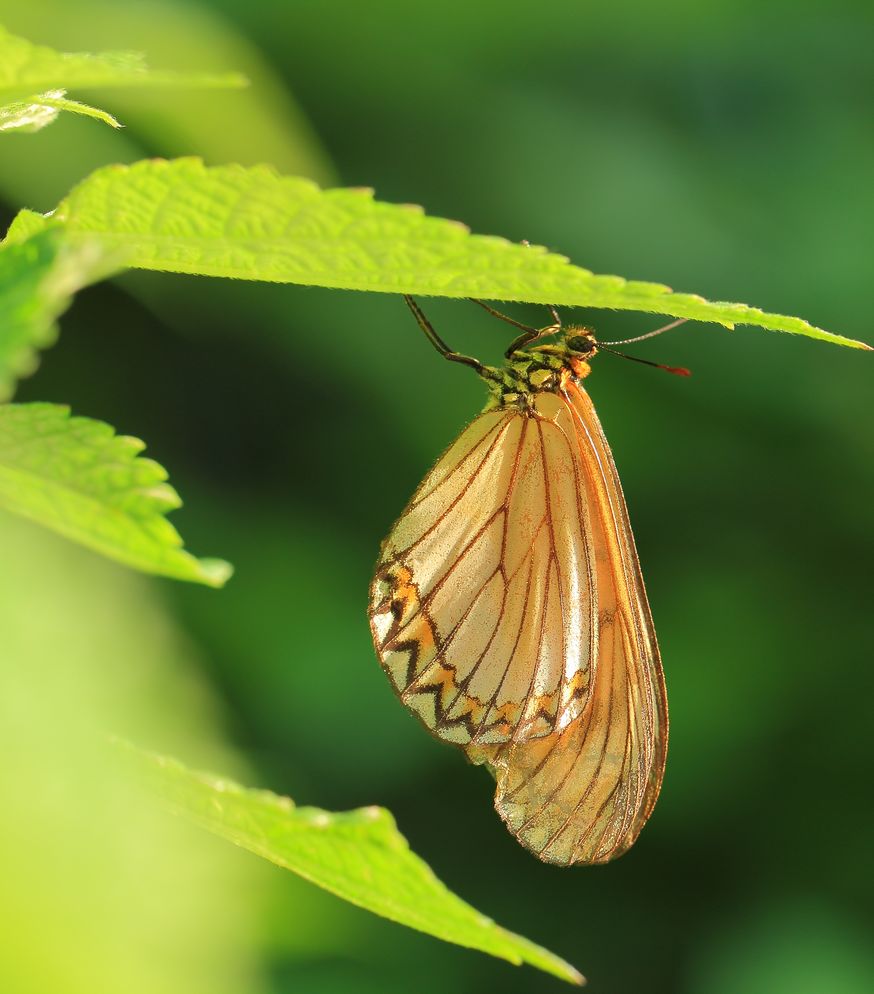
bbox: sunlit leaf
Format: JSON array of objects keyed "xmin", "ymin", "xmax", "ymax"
[
  {"xmin": 0, "ymin": 403, "xmax": 231, "ymax": 586},
  {"xmin": 2, "ymin": 209, "xmax": 50, "ymax": 244},
  {"xmin": 37, "ymin": 157, "xmax": 870, "ymax": 350},
  {"xmin": 0, "ymin": 88, "xmax": 121, "ymax": 133},
  {"xmin": 126, "ymin": 742, "xmax": 584, "ymax": 986}
]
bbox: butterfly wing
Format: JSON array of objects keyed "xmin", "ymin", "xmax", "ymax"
[
  {"xmin": 370, "ymin": 380, "xmax": 667, "ymax": 865},
  {"xmin": 470, "ymin": 383, "xmax": 667, "ymax": 865},
  {"xmin": 369, "ymin": 403, "xmax": 598, "ymax": 747}
]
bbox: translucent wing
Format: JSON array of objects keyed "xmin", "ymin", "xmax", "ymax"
[
  {"xmin": 369, "ymin": 379, "xmax": 667, "ymax": 865},
  {"xmin": 369, "ymin": 404, "xmax": 598, "ymax": 746},
  {"xmin": 470, "ymin": 383, "xmax": 667, "ymax": 865}
]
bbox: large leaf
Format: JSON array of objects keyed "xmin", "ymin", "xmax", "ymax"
[
  {"xmin": 28, "ymin": 157, "xmax": 869, "ymax": 350},
  {"xmin": 0, "ymin": 403, "xmax": 231, "ymax": 586},
  {"xmin": 128, "ymin": 743, "xmax": 584, "ymax": 986},
  {"xmin": 0, "ymin": 227, "xmax": 117, "ymax": 398}
]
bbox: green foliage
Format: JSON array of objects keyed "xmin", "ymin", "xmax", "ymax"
[
  {"xmin": 2, "ymin": 209, "xmax": 49, "ymax": 244},
  {"xmin": 16, "ymin": 156, "xmax": 867, "ymax": 349},
  {"xmin": 0, "ymin": 403, "xmax": 231, "ymax": 586},
  {"xmin": 0, "ymin": 89, "xmax": 121, "ymax": 133},
  {"xmin": 0, "ymin": 1, "xmax": 335, "ymax": 185},
  {"xmin": 0, "ymin": 514, "xmax": 265, "ymax": 994},
  {"xmin": 0, "ymin": 223, "xmax": 225, "ymax": 588},
  {"xmin": 0, "ymin": 15, "xmax": 869, "ymax": 990},
  {"xmin": 127, "ymin": 742, "xmax": 584, "ymax": 985},
  {"xmin": 0, "ymin": 23, "xmax": 246, "ymax": 97},
  {"xmin": 0, "ymin": 227, "xmax": 117, "ymax": 397},
  {"xmin": 0, "ymin": 24, "xmax": 246, "ymax": 133}
]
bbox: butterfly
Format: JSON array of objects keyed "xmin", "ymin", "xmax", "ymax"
[{"xmin": 370, "ymin": 297, "xmax": 687, "ymax": 865}]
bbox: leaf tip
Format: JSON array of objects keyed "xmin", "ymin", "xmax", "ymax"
[
  {"xmin": 198, "ymin": 557, "xmax": 234, "ymax": 588},
  {"xmin": 541, "ymin": 951, "xmax": 586, "ymax": 986}
]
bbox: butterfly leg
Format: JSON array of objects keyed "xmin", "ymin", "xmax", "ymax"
[
  {"xmin": 404, "ymin": 295, "xmax": 493, "ymax": 377},
  {"xmin": 468, "ymin": 299, "xmax": 562, "ymax": 357}
]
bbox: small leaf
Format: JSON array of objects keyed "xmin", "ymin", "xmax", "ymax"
[
  {"xmin": 0, "ymin": 88, "xmax": 122, "ymax": 133},
  {"xmin": 124, "ymin": 741, "xmax": 584, "ymax": 985},
  {"xmin": 0, "ymin": 89, "xmax": 62, "ymax": 133},
  {"xmin": 0, "ymin": 228, "xmax": 119, "ymax": 398},
  {"xmin": 0, "ymin": 24, "xmax": 246, "ymax": 100},
  {"xmin": 43, "ymin": 158, "xmax": 868, "ymax": 350},
  {"xmin": 0, "ymin": 403, "xmax": 231, "ymax": 586}
]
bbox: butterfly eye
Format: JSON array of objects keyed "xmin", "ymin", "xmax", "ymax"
[{"xmin": 566, "ymin": 334, "xmax": 595, "ymax": 354}]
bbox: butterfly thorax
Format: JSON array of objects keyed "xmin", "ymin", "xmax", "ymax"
[{"xmin": 484, "ymin": 332, "xmax": 596, "ymax": 411}]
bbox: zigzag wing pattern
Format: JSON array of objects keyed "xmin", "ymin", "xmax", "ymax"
[
  {"xmin": 369, "ymin": 381, "xmax": 667, "ymax": 865},
  {"xmin": 370, "ymin": 403, "xmax": 597, "ymax": 747}
]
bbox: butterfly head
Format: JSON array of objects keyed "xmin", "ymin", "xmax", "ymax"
[
  {"xmin": 564, "ymin": 328, "xmax": 598, "ymax": 358},
  {"xmin": 486, "ymin": 327, "xmax": 598, "ymax": 408}
]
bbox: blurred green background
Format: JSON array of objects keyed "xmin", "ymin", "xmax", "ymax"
[{"xmin": 1, "ymin": 1, "xmax": 872, "ymax": 992}]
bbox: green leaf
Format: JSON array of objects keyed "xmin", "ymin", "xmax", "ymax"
[
  {"xmin": 0, "ymin": 90, "xmax": 62, "ymax": 133},
  {"xmin": 0, "ymin": 24, "xmax": 246, "ymax": 99},
  {"xmin": 44, "ymin": 158, "xmax": 869, "ymax": 350},
  {"xmin": 125, "ymin": 742, "xmax": 584, "ymax": 986},
  {"xmin": 0, "ymin": 227, "xmax": 119, "ymax": 398},
  {"xmin": 2, "ymin": 208, "xmax": 51, "ymax": 244},
  {"xmin": 0, "ymin": 88, "xmax": 121, "ymax": 133},
  {"xmin": 0, "ymin": 403, "xmax": 232, "ymax": 587}
]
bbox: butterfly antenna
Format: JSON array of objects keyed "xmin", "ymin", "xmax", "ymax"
[
  {"xmin": 599, "ymin": 317, "xmax": 689, "ymax": 346},
  {"xmin": 596, "ymin": 342, "xmax": 691, "ymax": 377}
]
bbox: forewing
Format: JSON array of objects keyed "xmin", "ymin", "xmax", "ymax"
[
  {"xmin": 470, "ymin": 385, "xmax": 668, "ymax": 865},
  {"xmin": 369, "ymin": 404, "xmax": 597, "ymax": 746}
]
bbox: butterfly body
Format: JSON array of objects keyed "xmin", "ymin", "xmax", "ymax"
[{"xmin": 370, "ymin": 324, "xmax": 667, "ymax": 865}]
